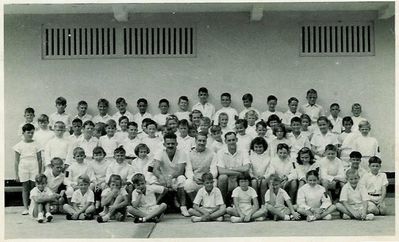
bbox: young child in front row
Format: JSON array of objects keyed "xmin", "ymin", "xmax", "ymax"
[
  {"xmin": 264, "ymin": 174, "xmax": 301, "ymax": 221},
  {"xmin": 249, "ymin": 137, "xmax": 274, "ymax": 205},
  {"xmin": 189, "ymin": 173, "xmax": 226, "ymax": 222},
  {"xmin": 270, "ymin": 143, "xmax": 298, "ymax": 202},
  {"xmin": 13, "ymin": 123, "xmax": 43, "ymax": 215},
  {"xmin": 295, "ymin": 147, "xmax": 320, "ymax": 188},
  {"xmin": 319, "ymin": 144, "xmax": 345, "ymax": 200},
  {"xmin": 63, "ymin": 174, "xmax": 96, "ymax": 220},
  {"xmin": 359, "ymin": 156, "xmax": 388, "ymax": 215},
  {"xmin": 296, "ymin": 170, "xmax": 336, "ymax": 221},
  {"xmin": 97, "ymin": 174, "xmax": 129, "ymax": 223},
  {"xmin": 127, "ymin": 173, "xmax": 167, "ymax": 223},
  {"xmin": 29, "ymin": 174, "xmax": 56, "ymax": 223},
  {"xmin": 336, "ymin": 169, "xmax": 374, "ymax": 220},
  {"xmin": 227, "ymin": 173, "xmax": 266, "ymax": 223}
]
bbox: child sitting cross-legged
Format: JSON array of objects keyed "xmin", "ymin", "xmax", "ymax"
[
  {"xmin": 29, "ymin": 174, "xmax": 57, "ymax": 223},
  {"xmin": 226, "ymin": 173, "xmax": 266, "ymax": 223},
  {"xmin": 264, "ymin": 174, "xmax": 301, "ymax": 221},
  {"xmin": 188, "ymin": 173, "xmax": 226, "ymax": 222},
  {"xmin": 127, "ymin": 173, "xmax": 167, "ymax": 223},
  {"xmin": 63, "ymin": 174, "xmax": 96, "ymax": 220},
  {"xmin": 97, "ymin": 174, "xmax": 129, "ymax": 223}
]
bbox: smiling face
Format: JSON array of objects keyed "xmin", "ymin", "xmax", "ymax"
[
  {"xmin": 221, "ymin": 96, "xmax": 231, "ymax": 108},
  {"xmin": 350, "ymin": 157, "xmax": 361, "ymax": 169},
  {"xmin": 36, "ymin": 182, "xmax": 47, "ymax": 192},
  {"xmin": 359, "ymin": 125, "xmax": 370, "ymax": 136},
  {"xmin": 74, "ymin": 151, "xmax": 86, "ymax": 163},
  {"xmin": 147, "ymin": 124, "xmax": 157, "ymax": 137},
  {"xmin": 164, "ymin": 138, "xmax": 177, "ymax": 152},
  {"xmin": 83, "ymin": 124, "xmax": 94, "ymax": 138},
  {"xmin": 288, "ymin": 100, "xmax": 298, "ymax": 113},
  {"xmin": 78, "ymin": 179, "xmax": 90, "ymax": 193},
  {"xmin": 369, "ymin": 162, "xmax": 381, "ymax": 175},
  {"xmin": 192, "ymin": 113, "xmax": 202, "ymax": 127},
  {"xmin": 77, "ymin": 104, "xmax": 88, "ymax": 116},
  {"xmin": 267, "ymin": 100, "xmax": 277, "ymax": 112},
  {"xmin": 23, "ymin": 129, "xmax": 35, "ymax": 142},
  {"xmin": 347, "ymin": 173, "xmax": 360, "ymax": 188},
  {"xmin": 219, "ymin": 115, "xmax": 228, "ymax": 128},
  {"xmin": 300, "ymin": 152, "xmax": 311, "ymax": 164},
  {"xmin": 256, "ymin": 125, "xmax": 267, "ymax": 137},
  {"xmin": 317, "ymin": 119, "xmax": 328, "ymax": 134},
  {"xmin": 24, "ymin": 112, "xmax": 35, "ymax": 123},
  {"xmin": 203, "ymin": 179, "xmax": 214, "ymax": 193},
  {"xmin": 225, "ymin": 133, "xmax": 237, "ymax": 150},
  {"xmin": 195, "ymin": 134, "xmax": 207, "ymax": 152},
  {"xmin": 38, "ymin": 120, "xmax": 49, "ymax": 130},
  {"xmin": 93, "ymin": 152, "xmax": 105, "ymax": 162},
  {"xmin": 134, "ymin": 180, "xmax": 146, "ymax": 193},
  {"xmin": 51, "ymin": 160, "xmax": 64, "ymax": 176},
  {"xmin": 325, "ymin": 150, "xmax": 337, "ymax": 161},
  {"xmin": 54, "ymin": 123, "xmax": 66, "ymax": 138},
  {"xmin": 178, "ymin": 99, "xmax": 189, "ymax": 111},
  {"xmin": 306, "ymin": 93, "xmax": 317, "ymax": 105},
  {"xmin": 98, "ymin": 103, "xmax": 108, "ymax": 116},
  {"xmin": 243, "ymin": 99, "xmax": 252, "ymax": 108},
  {"xmin": 114, "ymin": 151, "xmax": 126, "ymax": 164},
  {"xmin": 253, "ymin": 143, "xmax": 265, "ymax": 155},
  {"xmin": 137, "ymin": 102, "xmax": 147, "ymax": 114},
  {"xmin": 307, "ymin": 174, "xmax": 318, "ymax": 187},
  {"xmin": 352, "ymin": 105, "xmax": 362, "ymax": 117},
  {"xmin": 291, "ymin": 121, "xmax": 301, "ymax": 134},
  {"xmin": 235, "ymin": 123, "xmax": 246, "ymax": 135},
  {"xmin": 127, "ymin": 125, "xmax": 138, "ymax": 139},
  {"xmin": 138, "ymin": 147, "xmax": 148, "ymax": 159},
  {"xmin": 119, "ymin": 119, "xmax": 128, "ymax": 131},
  {"xmin": 198, "ymin": 92, "xmax": 208, "ymax": 104},
  {"xmin": 116, "ymin": 102, "xmax": 127, "ymax": 113},
  {"xmin": 106, "ymin": 125, "xmax": 116, "ymax": 137},
  {"xmin": 277, "ymin": 147, "xmax": 289, "ymax": 160}
]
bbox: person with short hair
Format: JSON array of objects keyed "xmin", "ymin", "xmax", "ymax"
[
  {"xmin": 227, "ymin": 173, "xmax": 265, "ymax": 223},
  {"xmin": 336, "ymin": 169, "xmax": 375, "ymax": 220},
  {"xmin": 350, "ymin": 103, "xmax": 367, "ymax": 133},
  {"xmin": 235, "ymin": 119, "xmax": 252, "ymax": 154},
  {"xmin": 328, "ymin": 103, "xmax": 343, "ymax": 135},
  {"xmin": 192, "ymin": 87, "xmax": 215, "ymax": 119},
  {"xmin": 175, "ymin": 96, "xmax": 190, "ymax": 121},
  {"xmin": 68, "ymin": 118, "xmax": 83, "ymax": 142},
  {"xmin": 133, "ymin": 98, "xmax": 152, "ymax": 132},
  {"xmin": 18, "ymin": 107, "xmax": 37, "ymax": 137},
  {"xmin": 310, "ymin": 116, "xmax": 339, "ymax": 159},
  {"xmin": 29, "ymin": 174, "xmax": 56, "ymax": 223},
  {"xmin": 141, "ymin": 120, "xmax": 163, "ymax": 157},
  {"xmin": 352, "ymin": 121, "xmax": 381, "ymax": 170},
  {"xmin": 359, "ymin": 156, "xmax": 389, "ymax": 215},
  {"xmin": 92, "ymin": 98, "xmax": 112, "ymax": 124},
  {"xmin": 127, "ymin": 173, "xmax": 167, "ymax": 223},
  {"xmin": 177, "ymin": 119, "xmax": 196, "ymax": 154},
  {"xmin": 189, "ymin": 173, "xmax": 226, "ymax": 222},
  {"xmin": 112, "ymin": 97, "xmax": 134, "ymax": 130},
  {"xmin": 74, "ymin": 100, "xmax": 92, "ymax": 123},
  {"xmin": 300, "ymin": 89, "xmax": 324, "ymax": 124},
  {"xmin": 99, "ymin": 119, "xmax": 119, "ymax": 159},
  {"xmin": 213, "ymin": 93, "xmax": 238, "ymax": 130},
  {"xmin": 282, "ymin": 97, "xmax": 302, "ymax": 127},
  {"xmin": 153, "ymin": 99, "xmax": 171, "ymax": 129},
  {"xmin": 208, "ymin": 125, "xmax": 224, "ymax": 154},
  {"xmin": 215, "ymin": 132, "xmax": 250, "ymax": 205},
  {"xmin": 44, "ymin": 157, "xmax": 67, "ymax": 213},
  {"xmin": 49, "ymin": 96, "xmax": 72, "ymax": 131},
  {"xmin": 244, "ymin": 110, "xmax": 258, "ymax": 138},
  {"xmin": 288, "ymin": 117, "xmax": 310, "ymax": 158},
  {"xmin": 238, "ymin": 93, "xmax": 260, "ymax": 119},
  {"xmin": 344, "ymin": 151, "xmax": 367, "ymax": 177},
  {"xmin": 14, "ymin": 123, "xmax": 43, "ymax": 215},
  {"xmin": 296, "ymin": 170, "xmax": 336, "ymax": 221},
  {"xmin": 44, "ymin": 121, "xmax": 72, "ymax": 169},
  {"xmin": 63, "ymin": 174, "xmax": 96, "ymax": 220},
  {"xmin": 261, "ymin": 95, "xmax": 283, "ymax": 122},
  {"xmin": 34, "ymin": 114, "xmax": 54, "ymax": 164}
]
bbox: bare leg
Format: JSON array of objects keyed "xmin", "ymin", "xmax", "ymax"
[
  {"xmin": 209, "ymin": 205, "xmax": 227, "ymax": 220},
  {"xmin": 260, "ymin": 179, "xmax": 268, "ymax": 205},
  {"xmin": 226, "ymin": 207, "xmax": 239, "ymax": 216},
  {"xmin": 63, "ymin": 204, "xmax": 76, "ymax": 215},
  {"xmin": 297, "ymin": 207, "xmax": 312, "ymax": 217},
  {"xmin": 188, "ymin": 208, "xmax": 203, "ymax": 217},
  {"xmin": 127, "ymin": 206, "xmax": 148, "ymax": 218},
  {"xmin": 218, "ymin": 175, "xmax": 228, "ymax": 204},
  {"xmin": 317, "ymin": 205, "xmax": 336, "ymax": 219},
  {"xmin": 21, "ymin": 182, "xmax": 31, "ymax": 211},
  {"xmin": 85, "ymin": 204, "xmax": 96, "ymax": 215},
  {"xmin": 336, "ymin": 202, "xmax": 354, "ymax": 218},
  {"xmin": 144, "ymin": 203, "xmax": 167, "ymax": 220}
]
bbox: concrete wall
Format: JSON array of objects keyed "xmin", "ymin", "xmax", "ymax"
[{"xmin": 4, "ymin": 11, "xmax": 395, "ymax": 178}]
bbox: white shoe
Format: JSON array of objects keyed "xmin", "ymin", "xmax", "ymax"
[
  {"xmin": 284, "ymin": 215, "xmax": 291, "ymax": 221},
  {"xmin": 255, "ymin": 217, "xmax": 265, "ymax": 221},
  {"xmin": 365, "ymin": 214, "xmax": 374, "ymax": 220},
  {"xmin": 180, "ymin": 206, "xmax": 190, "ymax": 217},
  {"xmin": 191, "ymin": 216, "xmax": 202, "ymax": 223},
  {"xmin": 322, "ymin": 214, "xmax": 332, "ymax": 220},
  {"xmin": 215, "ymin": 216, "xmax": 224, "ymax": 222},
  {"xmin": 37, "ymin": 213, "xmax": 44, "ymax": 223},
  {"xmin": 21, "ymin": 209, "xmax": 29, "ymax": 215},
  {"xmin": 307, "ymin": 215, "xmax": 316, "ymax": 222},
  {"xmin": 342, "ymin": 214, "xmax": 351, "ymax": 220},
  {"xmin": 45, "ymin": 212, "xmax": 53, "ymax": 222},
  {"xmin": 230, "ymin": 216, "xmax": 242, "ymax": 223}
]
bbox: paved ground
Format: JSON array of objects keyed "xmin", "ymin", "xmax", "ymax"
[{"xmin": 4, "ymin": 197, "xmax": 396, "ymax": 239}]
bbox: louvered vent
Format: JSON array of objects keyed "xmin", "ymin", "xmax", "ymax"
[
  {"xmin": 123, "ymin": 27, "xmax": 195, "ymax": 57},
  {"xmin": 42, "ymin": 25, "xmax": 196, "ymax": 59},
  {"xmin": 300, "ymin": 22, "xmax": 374, "ymax": 56}
]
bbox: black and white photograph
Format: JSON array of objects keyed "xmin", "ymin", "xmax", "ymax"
[{"xmin": 2, "ymin": 0, "xmax": 396, "ymax": 240}]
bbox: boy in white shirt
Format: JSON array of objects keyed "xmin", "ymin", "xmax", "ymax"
[
  {"xmin": 189, "ymin": 173, "xmax": 226, "ymax": 222},
  {"xmin": 244, "ymin": 110, "xmax": 258, "ymax": 138},
  {"xmin": 127, "ymin": 173, "xmax": 167, "ymax": 223},
  {"xmin": 63, "ymin": 174, "xmax": 96, "ymax": 220},
  {"xmin": 328, "ymin": 103, "xmax": 343, "ymax": 135},
  {"xmin": 68, "ymin": 118, "xmax": 83, "ymax": 143},
  {"xmin": 261, "ymin": 95, "xmax": 283, "ymax": 122},
  {"xmin": 351, "ymin": 103, "xmax": 367, "ymax": 132},
  {"xmin": 44, "ymin": 121, "xmax": 72, "ymax": 170},
  {"xmin": 133, "ymin": 98, "xmax": 152, "ymax": 132},
  {"xmin": 238, "ymin": 93, "xmax": 260, "ymax": 119},
  {"xmin": 44, "ymin": 157, "xmax": 67, "ymax": 213},
  {"xmin": 288, "ymin": 117, "xmax": 311, "ymax": 159},
  {"xmin": 177, "ymin": 119, "xmax": 195, "ymax": 154},
  {"xmin": 18, "ymin": 107, "xmax": 37, "ymax": 137},
  {"xmin": 359, "ymin": 156, "xmax": 389, "ymax": 215},
  {"xmin": 235, "ymin": 119, "xmax": 252, "ymax": 154},
  {"xmin": 49, "ymin": 97, "xmax": 71, "ymax": 131},
  {"xmin": 153, "ymin": 99, "xmax": 171, "ymax": 129},
  {"xmin": 345, "ymin": 151, "xmax": 367, "ymax": 178},
  {"xmin": 141, "ymin": 120, "xmax": 163, "ymax": 157},
  {"xmin": 208, "ymin": 125, "xmax": 224, "ymax": 154},
  {"xmin": 112, "ymin": 97, "xmax": 134, "ymax": 130},
  {"xmin": 92, "ymin": 98, "xmax": 112, "ymax": 124},
  {"xmin": 300, "ymin": 89, "xmax": 324, "ymax": 125},
  {"xmin": 74, "ymin": 100, "xmax": 92, "ymax": 123},
  {"xmin": 99, "ymin": 119, "xmax": 119, "ymax": 159},
  {"xmin": 192, "ymin": 87, "xmax": 215, "ymax": 119},
  {"xmin": 69, "ymin": 120, "xmax": 98, "ymax": 163},
  {"xmin": 282, "ymin": 97, "xmax": 302, "ymax": 127},
  {"xmin": 34, "ymin": 114, "xmax": 54, "ymax": 165},
  {"xmin": 353, "ymin": 120, "xmax": 380, "ymax": 170},
  {"xmin": 175, "ymin": 96, "xmax": 191, "ymax": 121},
  {"xmin": 29, "ymin": 174, "xmax": 57, "ymax": 223},
  {"xmin": 214, "ymin": 93, "xmax": 238, "ymax": 130},
  {"xmin": 122, "ymin": 121, "xmax": 141, "ymax": 161},
  {"xmin": 336, "ymin": 169, "xmax": 374, "ymax": 220}
]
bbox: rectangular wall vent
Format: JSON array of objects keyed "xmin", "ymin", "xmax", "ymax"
[
  {"xmin": 42, "ymin": 25, "xmax": 196, "ymax": 59},
  {"xmin": 300, "ymin": 22, "xmax": 374, "ymax": 56}
]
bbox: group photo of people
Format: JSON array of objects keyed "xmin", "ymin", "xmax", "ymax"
[{"xmin": 14, "ymin": 87, "xmax": 388, "ymax": 225}]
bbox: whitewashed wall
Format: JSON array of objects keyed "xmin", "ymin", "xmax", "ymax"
[{"xmin": 4, "ymin": 11, "xmax": 395, "ymax": 178}]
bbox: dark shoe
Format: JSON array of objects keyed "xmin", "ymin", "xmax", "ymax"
[
  {"xmin": 84, "ymin": 214, "xmax": 94, "ymax": 220},
  {"xmin": 134, "ymin": 217, "xmax": 144, "ymax": 223},
  {"xmin": 66, "ymin": 214, "xmax": 72, "ymax": 220},
  {"xmin": 97, "ymin": 216, "xmax": 104, "ymax": 223}
]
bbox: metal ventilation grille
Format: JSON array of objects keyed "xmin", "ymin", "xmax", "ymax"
[
  {"xmin": 300, "ymin": 22, "xmax": 374, "ymax": 56},
  {"xmin": 43, "ymin": 27, "xmax": 117, "ymax": 59},
  {"xmin": 42, "ymin": 25, "xmax": 196, "ymax": 59},
  {"xmin": 123, "ymin": 27, "xmax": 195, "ymax": 57}
]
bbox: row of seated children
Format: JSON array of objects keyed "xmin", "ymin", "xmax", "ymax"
[
  {"xmin": 20, "ymin": 86, "xmax": 367, "ymax": 139},
  {"xmin": 28, "ymin": 154, "xmax": 387, "ymax": 224}
]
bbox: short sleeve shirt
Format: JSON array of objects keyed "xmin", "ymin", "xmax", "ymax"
[
  {"xmin": 215, "ymin": 148, "xmax": 250, "ymax": 169},
  {"xmin": 154, "ymin": 148, "xmax": 187, "ymax": 176},
  {"xmin": 265, "ymin": 188, "xmax": 290, "ymax": 206},
  {"xmin": 339, "ymin": 183, "xmax": 369, "ymax": 205},
  {"xmin": 71, "ymin": 189, "xmax": 95, "ymax": 209},
  {"xmin": 131, "ymin": 185, "xmax": 165, "ymax": 208},
  {"xmin": 13, "ymin": 140, "xmax": 42, "ymax": 161},
  {"xmin": 101, "ymin": 187, "xmax": 128, "ymax": 197},
  {"xmin": 359, "ymin": 172, "xmax": 389, "ymax": 195},
  {"xmin": 193, "ymin": 187, "xmax": 224, "ymax": 208},
  {"xmin": 232, "ymin": 186, "xmax": 257, "ymax": 206},
  {"xmin": 44, "ymin": 169, "xmax": 65, "ymax": 193}
]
